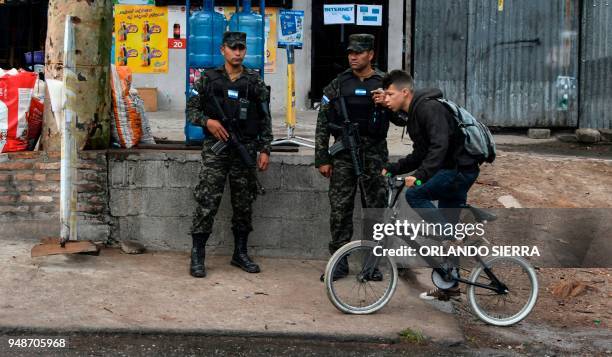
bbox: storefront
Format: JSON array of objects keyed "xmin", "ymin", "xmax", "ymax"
[{"xmin": 117, "ymin": 0, "xmax": 406, "ymax": 113}]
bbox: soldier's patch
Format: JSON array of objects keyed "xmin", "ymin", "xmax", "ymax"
[
  {"xmin": 322, "ymin": 95, "xmax": 330, "ymax": 104},
  {"xmin": 355, "ymin": 88, "xmax": 367, "ymax": 96},
  {"xmin": 228, "ymin": 89, "xmax": 239, "ymax": 99}
]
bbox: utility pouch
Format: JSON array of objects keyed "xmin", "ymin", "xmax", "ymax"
[{"xmin": 239, "ymin": 98, "xmax": 250, "ymax": 121}]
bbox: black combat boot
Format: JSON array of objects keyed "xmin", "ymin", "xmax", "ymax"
[
  {"xmin": 320, "ymin": 256, "xmax": 349, "ymax": 282},
  {"xmin": 231, "ymin": 230, "xmax": 260, "ymax": 273},
  {"xmin": 190, "ymin": 233, "xmax": 209, "ymax": 278}
]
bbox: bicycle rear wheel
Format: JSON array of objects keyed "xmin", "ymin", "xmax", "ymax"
[
  {"xmin": 467, "ymin": 256, "xmax": 538, "ymax": 326},
  {"xmin": 325, "ymin": 240, "xmax": 398, "ymax": 314}
]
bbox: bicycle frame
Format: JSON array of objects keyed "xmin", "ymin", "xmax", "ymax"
[{"xmin": 359, "ymin": 175, "xmax": 509, "ymax": 294}]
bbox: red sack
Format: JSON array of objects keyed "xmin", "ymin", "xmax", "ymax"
[
  {"xmin": 0, "ymin": 70, "xmax": 37, "ymax": 152},
  {"xmin": 27, "ymin": 97, "xmax": 44, "ymax": 150}
]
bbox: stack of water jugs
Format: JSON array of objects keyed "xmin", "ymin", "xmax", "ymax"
[{"xmin": 186, "ymin": 0, "xmax": 264, "ymax": 144}]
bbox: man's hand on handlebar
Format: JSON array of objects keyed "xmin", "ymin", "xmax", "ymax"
[
  {"xmin": 404, "ymin": 176, "xmax": 419, "ymax": 188},
  {"xmin": 206, "ymin": 119, "xmax": 229, "ymax": 142},
  {"xmin": 319, "ymin": 164, "xmax": 333, "ymax": 178}
]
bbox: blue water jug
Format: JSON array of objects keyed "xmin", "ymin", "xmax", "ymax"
[
  {"xmin": 228, "ymin": 0, "xmax": 264, "ymax": 70},
  {"xmin": 189, "ymin": 0, "xmax": 227, "ymax": 68}
]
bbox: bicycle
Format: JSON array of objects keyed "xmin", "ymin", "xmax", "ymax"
[{"xmin": 324, "ymin": 174, "xmax": 539, "ymax": 326}]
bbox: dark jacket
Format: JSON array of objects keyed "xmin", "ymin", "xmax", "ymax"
[{"xmin": 385, "ymin": 88, "xmax": 477, "ymax": 181}]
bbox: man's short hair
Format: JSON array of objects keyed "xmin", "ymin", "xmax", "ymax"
[{"xmin": 382, "ymin": 70, "xmax": 414, "ymax": 91}]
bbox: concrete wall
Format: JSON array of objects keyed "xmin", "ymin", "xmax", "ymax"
[
  {"xmin": 2, "ymin": 149, "xmax": 403, "ymax": 260},
  {"xmin": 132, "ymin": 0, "xmax": 403, "ymax": 113},
  {"xmin": 108, "ymin": 150, "xmax": 339, "ymax": 259}
]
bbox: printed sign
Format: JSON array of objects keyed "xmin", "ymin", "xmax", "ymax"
[
  {"xmin": 356, "ymin": 4, "xmax": 382, "ymax": 26},
  {"xmin": 115, "ymin": 5, "xmax": 168, "ymax": 73},
  {"xmin": 323, "ymin": 4, "xmax": 355, "ymax": 25},
  {"xmin": 278, "ymin": 10, "xmax": 304, "ymax": 48},
  {"xmin": 168, "ymin": 5, "xmax": 187, "ymax": 50}
]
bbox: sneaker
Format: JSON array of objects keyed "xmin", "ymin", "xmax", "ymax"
[{"xmin": 419, "ymin": 286, "xmax": 461, "ymax": 301}]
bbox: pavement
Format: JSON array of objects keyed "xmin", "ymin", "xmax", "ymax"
[
  {"xmin": 147, "ymin": 110, "xmax": 563, "ymax": 157},
  {"xmin": 0, "ymin": 238, "xmax": 464, "ymax": 346}
]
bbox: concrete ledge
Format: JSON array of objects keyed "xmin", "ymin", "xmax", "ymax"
[{"xmin": 107, "ymin": 150, "xmax": 366, "ymax": 259}]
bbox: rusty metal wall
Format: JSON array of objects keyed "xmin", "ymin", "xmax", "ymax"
[
  {"xmin": 580, "ymin": 0, "xmax": 612, "ymax": 129},
  {"xmin": 413, "ymin": 0, "xmax": 468, "ymax": 106},
  {"xmin": 413, "ymin": 0, "xmax": 581, "ymax": 127},
  {"xmin": 466, "ymin": 0, "xmax": 580, "ymax": 127}
]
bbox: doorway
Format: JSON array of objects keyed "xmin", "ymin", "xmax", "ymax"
[{"xmin": 310, "ymin": 0, "xmax": 389, "ymax": 106}]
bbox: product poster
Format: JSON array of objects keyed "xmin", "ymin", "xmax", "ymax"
[
  {"xmin": 215, "ymin": 6, "xmax": 278, "ymax": 73},
  {"xmin": 168, "ymin": 5, "xmax": 187, "ymax": 50},
  {"xmin": 115, "ymin": 5, "xmax": 168, "ymax": 73}
]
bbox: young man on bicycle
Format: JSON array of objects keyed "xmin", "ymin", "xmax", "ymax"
[{"xmin": 379, "ymin": 70, "xmax": 481, "ymax": 301}]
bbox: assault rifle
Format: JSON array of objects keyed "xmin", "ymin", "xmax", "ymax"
[
  {"xmin": 327, "ymin": 97, "xmax": 368, "ymax": 207},
  {"xmin": 209, "ymin": 96, "xmax": 265, "ymax": 195}
]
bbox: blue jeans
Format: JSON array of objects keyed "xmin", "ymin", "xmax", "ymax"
[
  {"xmin": 405, "ymin": 169, "xmax": 479, "ymax": 285},
  {"xmin": 405, "ymin": 169, "xmax": 479, "ymax": 225}
]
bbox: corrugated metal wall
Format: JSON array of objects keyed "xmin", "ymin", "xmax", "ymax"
[
  {"xmin": 580, "ymin": 0, "xmax": 612, "ymax": 129},
  {"xmin": 414, "ymin": 0, "xmax": 583, "ymax": 128},
  {"xmin": 466, "ymin": 0, "xmax": 579, "ymax": 127},
  {"xmin": 413, "ymin": 0, "xmax": 468, "ymax": 107}
]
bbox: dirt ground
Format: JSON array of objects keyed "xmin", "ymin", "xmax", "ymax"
[{"xmin": 454, "ymin": 144, "xmax": 612, "ymax": 355}]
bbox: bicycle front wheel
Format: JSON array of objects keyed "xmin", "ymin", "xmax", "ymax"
[
  {"xmin": 467, "ymin": 256, "xmax": 539, "ymax": 326},
  {"xmin": 325, "ymin": 240, "xmax": 398, "ymax": 315}
]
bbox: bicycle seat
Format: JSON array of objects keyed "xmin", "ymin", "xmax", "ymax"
[{"xmin": 465, "ymin": 205, "xmax": 497, "ymax": 223}]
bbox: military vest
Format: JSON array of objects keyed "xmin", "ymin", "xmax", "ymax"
[
  {"xmin": 327, "ymin": 71, "xmax": 389, "ymax": 139},
  {"xmin": 203, "ymin": 69, "xmax": 261, "ymax": 138}
]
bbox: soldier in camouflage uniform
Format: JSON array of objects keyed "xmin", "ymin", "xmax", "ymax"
[
  {"xmin": 187, "ymin": 32, "xmax": 273, "ymax": 278},
  {"xmin": 315, "ymin": 34, "xmax": 406, "ymax": 281}
]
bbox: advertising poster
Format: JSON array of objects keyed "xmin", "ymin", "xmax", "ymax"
[
  {"xmin": 278, "ymin": 9, "xmax": 304, "ymax": 48},
  {"xmin": 115, "ymin": 5, "xmax": 168, "ymax": 73},
  {"xmin": 215, "ymin": 6, "xmax": 278, "ymax": 73},
  {"xmin": 323, "ymin": 4, "xmax": 355, "ymax": 25},
  {"xmin": 168, "ymin": 5, "xmax": 187, "ymax": 50}
]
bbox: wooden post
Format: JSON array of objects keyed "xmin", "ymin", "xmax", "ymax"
[{"xmin": 41, "ymin": 0, "xmax": 113, "ymax": 151}]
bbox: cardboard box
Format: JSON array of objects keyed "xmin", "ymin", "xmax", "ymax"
[{"xmin": 136, "ymin": 87, "xmax": 158, "ymax": 112}]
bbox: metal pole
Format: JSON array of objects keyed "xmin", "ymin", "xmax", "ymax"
[
  {"xmin": 185, "ymin": 0, "xmax": 190, "ymax": 99},
  {"xmin": 60, "ymin": 15, "xmax": 78, "ymax": 245},
  {"xmin": 260, "ymin": 0, "xmax": 265, "ymax": 78}
]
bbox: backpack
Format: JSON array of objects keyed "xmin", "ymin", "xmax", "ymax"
[{"xmin": 436, "ymin": 98, "xmax": 497, "ymax": 164}]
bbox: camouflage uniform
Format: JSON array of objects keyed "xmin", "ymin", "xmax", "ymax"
[
  {"xmin": 187, "ymin": 66, "xmax": 272, "ymax": 236},
  {"xmin": 315, "ymin": 35, "xmax": 407, "ymax": 254}
]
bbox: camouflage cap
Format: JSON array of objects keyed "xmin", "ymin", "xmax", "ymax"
[
  {"xmin": 223, "ymin": 31, "xmax": 247, "ymax": 47},
  {"xmin": 346, "ymin": 34, "xmax": 375, "ymax": 52}
]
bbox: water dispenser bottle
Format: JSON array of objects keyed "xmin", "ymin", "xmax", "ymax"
[
  {"xmin": 228, "ymin": 0, "xmax": 264, "ymax": 69},
  {"xmin": 189, "ymin": 0, "xmax": 227, "ymax": 68}
]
